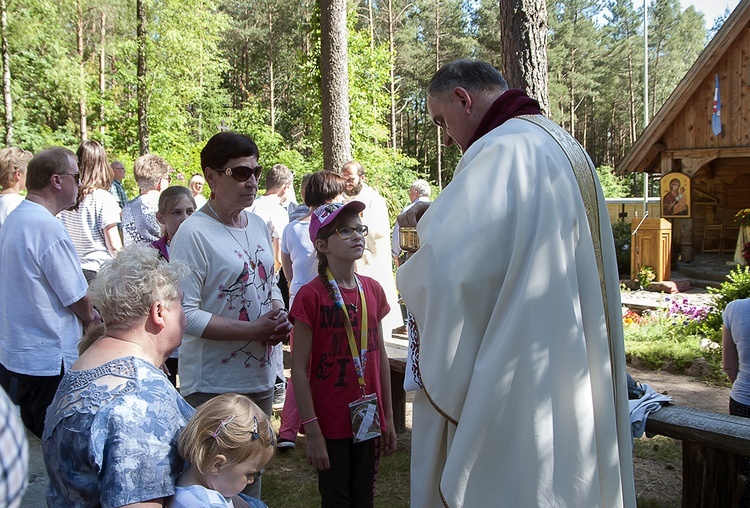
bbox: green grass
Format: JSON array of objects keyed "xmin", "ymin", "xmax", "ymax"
[
  {"xmin": 633, "ymin": 435, "xmax": 682, "ymax": 466},
  {"xmin": 261, "ymin": 414, "xmax": 411, "ymax": 507},
  {"xmin": 623, "ymin": 311, "xmax": 726, "ymax": 384},
  {"xmin": 633, "ymin": 435, "xmax": 682, "ymax": 508}
]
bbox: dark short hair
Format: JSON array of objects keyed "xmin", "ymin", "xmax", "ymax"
[
  {"xmin": 341, "ymin": 160, "xmax": 364, "ymax": 177},
  {"xmin": 304, "ymin": 170, "xmax": 347, "ymax": 208},
  {"xmin": 25, "ymin": 147, "xmax": 76, "ymax": 191},
  {"xmin": 200, "ymin": 131, "xmax": 259, "ymax": 171},
  {"xmin": 427, "ymin": 59, "xmax": 508, "ymax": 97}
]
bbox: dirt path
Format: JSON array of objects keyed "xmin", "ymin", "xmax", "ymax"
[
  {"xmin": 627, "ymin": 365, "xmax": 731, "ymax": 506},
  {"xmin": 628, "ymin": 364, "xmax": 730, "ymax": 414}
]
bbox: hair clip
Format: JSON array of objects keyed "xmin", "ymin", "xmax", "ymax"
[
  {"xmin": 250, "ymin": 415, "xmax": 260, "ymax": 441},
  {"xmin": 212, "ymin": 415, "xmax": 235, "ymax": 439}
]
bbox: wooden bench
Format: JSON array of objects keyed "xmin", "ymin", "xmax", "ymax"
[
  {"xmin": 644, "ymin": 404, "xmax": 750, "ymax": 507},
  {"xmin": 385, "ymin": 336, "xmax": 408, "ymax": 433}
]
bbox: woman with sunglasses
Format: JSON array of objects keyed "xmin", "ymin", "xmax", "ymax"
[
  {"xmin": 170, "ymin": 131, "xmax": 292, "ymax": 499},
  {"xmin": 58, "ymin": 140, "xmax": 122, "ymax": 283}
]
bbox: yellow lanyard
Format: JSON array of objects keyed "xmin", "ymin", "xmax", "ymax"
[{"xmin": 325, "ymin": 268, "xmax": 368, "ymax": 391}]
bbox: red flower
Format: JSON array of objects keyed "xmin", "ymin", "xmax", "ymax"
[{"xmin": 743, "ymin": 242, "xmax": 750, "ymax": 263}]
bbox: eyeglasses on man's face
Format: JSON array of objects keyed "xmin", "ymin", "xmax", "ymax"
[
  {"xmin": 58, "ymin": 172, "xmax": 80, "ymax": 184},
  {"xmin": 335, "ymin": 225, "xmax": 368, "ymax": 239},
  {"xmin": 212, "ymin": 165, "xmax": 263, "ymax": 183}
]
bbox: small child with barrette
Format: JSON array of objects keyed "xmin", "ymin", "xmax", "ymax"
[{"xmin": 169, "ymin": 393, "xmax": 275, "ymax": 508}]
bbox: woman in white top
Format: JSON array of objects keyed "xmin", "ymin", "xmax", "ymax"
[
  {"xmin": 58, "ymin": 140, "xmax": 122, "ymax": 282},
  {"xmin": 723, "ymin": 297, "xmax": 750, "ymax": 507},
  {"xmin": 170, "ymin": 131, "xmax": 292, "ymax": 499},
  {"xmin": 276, "ymin": 170, "xmax": 347, "ymax": 447},
  {"xmin": 0, "ymin": 147, "xmax": 33, "ymax": 227}
]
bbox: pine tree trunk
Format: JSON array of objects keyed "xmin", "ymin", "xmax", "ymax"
[
  {"xmin": 387, "ymin": 0, "xmax": 397, "ymax": 153},
  {"xmin": 320, "ymin": 0, "xmax": 351, "ymax": 171},
  {"xmin": 1, "ymin": 0, "xmax": 12, "ymax": 146},
  {"xmin": 99, "ymin": 11, "xmax": 105, "ymax": 138},
  {"xmin": 137, "ymin": 0, "xmax": 149, "ymax": 155},
  {"xmin": 434, "ymin": 0, "xmax": 442, "ymax": 189},
  {"xmin": 77, "ymin": 0, "xmax": 87, "ymax": 141},
  {"xmin": 499, "ymin": 0, "xmax": 549, "ymax": 115}
]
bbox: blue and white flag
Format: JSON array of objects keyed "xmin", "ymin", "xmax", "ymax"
[{"xmin": 712, "ymin": 73, "xmax": 722, "ymax": 135}]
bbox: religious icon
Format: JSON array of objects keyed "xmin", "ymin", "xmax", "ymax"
[{"xmin": 661, "ymin": 172, "xmax": 691, "ymax": 218}]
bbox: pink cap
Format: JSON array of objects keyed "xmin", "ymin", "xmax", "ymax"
[{"xmin": 309, "ymin": 201, "xmax": 366, "ymax": 243}]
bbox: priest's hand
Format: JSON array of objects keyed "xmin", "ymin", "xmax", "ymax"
[{"xmin": 397, "ymin": 201, "xmax": 431, "ymax": 227}]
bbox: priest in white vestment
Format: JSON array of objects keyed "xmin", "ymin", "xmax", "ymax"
[{"xmin": 397, "ymin": 59, "xmax": 636, "ymax": 507}]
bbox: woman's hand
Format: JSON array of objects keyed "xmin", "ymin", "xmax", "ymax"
[{"xmin": 255, "ymin": 308, "xmax": 292, "ymax": 345}]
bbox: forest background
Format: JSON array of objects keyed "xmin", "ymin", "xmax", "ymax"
[{"xmin": 0, "ymin": 0, "xmax": 731, "ymax": 212}]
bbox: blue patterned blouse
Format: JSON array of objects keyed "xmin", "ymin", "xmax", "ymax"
[{"xmin": 42, "ymin": 356, "xmax": 195, "ymax": 507}]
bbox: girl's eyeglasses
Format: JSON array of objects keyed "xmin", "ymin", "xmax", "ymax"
[
  {"xmin": 212, "ymin": 165, "xmax": 263, "ymax": 183},
  {"xmin": 335, "ymin": 225, "xmax": 368, "ymax": 239}
]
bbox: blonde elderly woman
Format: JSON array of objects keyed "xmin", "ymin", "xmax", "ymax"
[
  {"xmin": 122, "ymin": 154, "xmax": 173, "ymax": 245},
  {"xmin": 0, "ymin": 146, "xmax": 33, "ymax": 227},
  {"xmin": 42, "ymin": 245, "xmax": 194, "ymax": 508},
  {"xmin": 188, "ymin": 174, "xmax": 207, "ymax": 208},
  {"xmin": 58, "ymin": 140, "xmax": 122, "ymax": 283}
]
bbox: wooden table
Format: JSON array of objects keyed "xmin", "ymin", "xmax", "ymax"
[{"xmin": 384, "ymin": 337, "xmax": 408, "ymax": 433}]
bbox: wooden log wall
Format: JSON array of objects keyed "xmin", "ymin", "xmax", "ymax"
[
  {"xmin": 691, "ymin": 161, "xmax": 750, "ymax": 242},
  {"xmin": 661, "ymin": 25, "xmax": 750, "ymax": 151}
]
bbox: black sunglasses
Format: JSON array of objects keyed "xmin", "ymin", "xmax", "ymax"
[
  {"xmin": 212, "ymin": 165, "xmax": 263, "ymax": 183},
  {"xmin": 58, "ymin": 172, "xmax": 81, "ymax": 184}
]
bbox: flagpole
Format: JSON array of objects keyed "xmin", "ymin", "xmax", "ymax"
[{"xmin": 643, "ymin": 0, "xmax": 649, "ymax": 216}]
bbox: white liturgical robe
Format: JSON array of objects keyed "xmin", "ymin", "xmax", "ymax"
[{"xmin": 398, "ymin": 115, "xmax": 636, "ymax": 507}]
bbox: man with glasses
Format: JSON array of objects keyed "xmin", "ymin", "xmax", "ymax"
[
  {"xmin": 0, "ymin": 147, "xmax": 100, "ymax": 437},
  {"xmin": 121, "ymin": 154, "xmax": 174, "ymax": 245},
  {"xmin": 108, "ymin": 160, "xmax": 128, "ymax": 210}
]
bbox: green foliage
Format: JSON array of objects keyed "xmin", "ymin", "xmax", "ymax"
[
  {"xmin": 612, "ymin": 221, "xmax": 631, "ymax": 276},
  {"xmin": 624, "ymin": 310, "xmax": 723, "ymax": 379},
  {"xmin": 597, "ymin": 164, "xmax": 630, "ymax": 198},
  {"xmin": 637, "ymin": 266, "xmax": 656, "ymax": 288},
  {"xmin": 704, "ymin": 265, "xmax": 750, "ymax": 333},
  {"xmin": 0, "ymin": 0, "xmax": 711, "ymax": 200}
]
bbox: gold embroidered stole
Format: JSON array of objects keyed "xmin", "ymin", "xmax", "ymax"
[{"xmin": 518, "ymin": 115, "xmax": 618, "ymax": 401}]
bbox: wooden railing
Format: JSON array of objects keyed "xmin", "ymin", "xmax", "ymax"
[{"xmin": 645, "ymin": 404, "xmax": 750, "ymax": 507}]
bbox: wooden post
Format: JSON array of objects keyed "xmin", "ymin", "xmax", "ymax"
[
  {"xmin": 645, "ymin": 405, "xmax": 750, "ymax": 508},
  {"xmin": 682, "ymin": 441, "xmax": 742, "ymax": 508}
]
